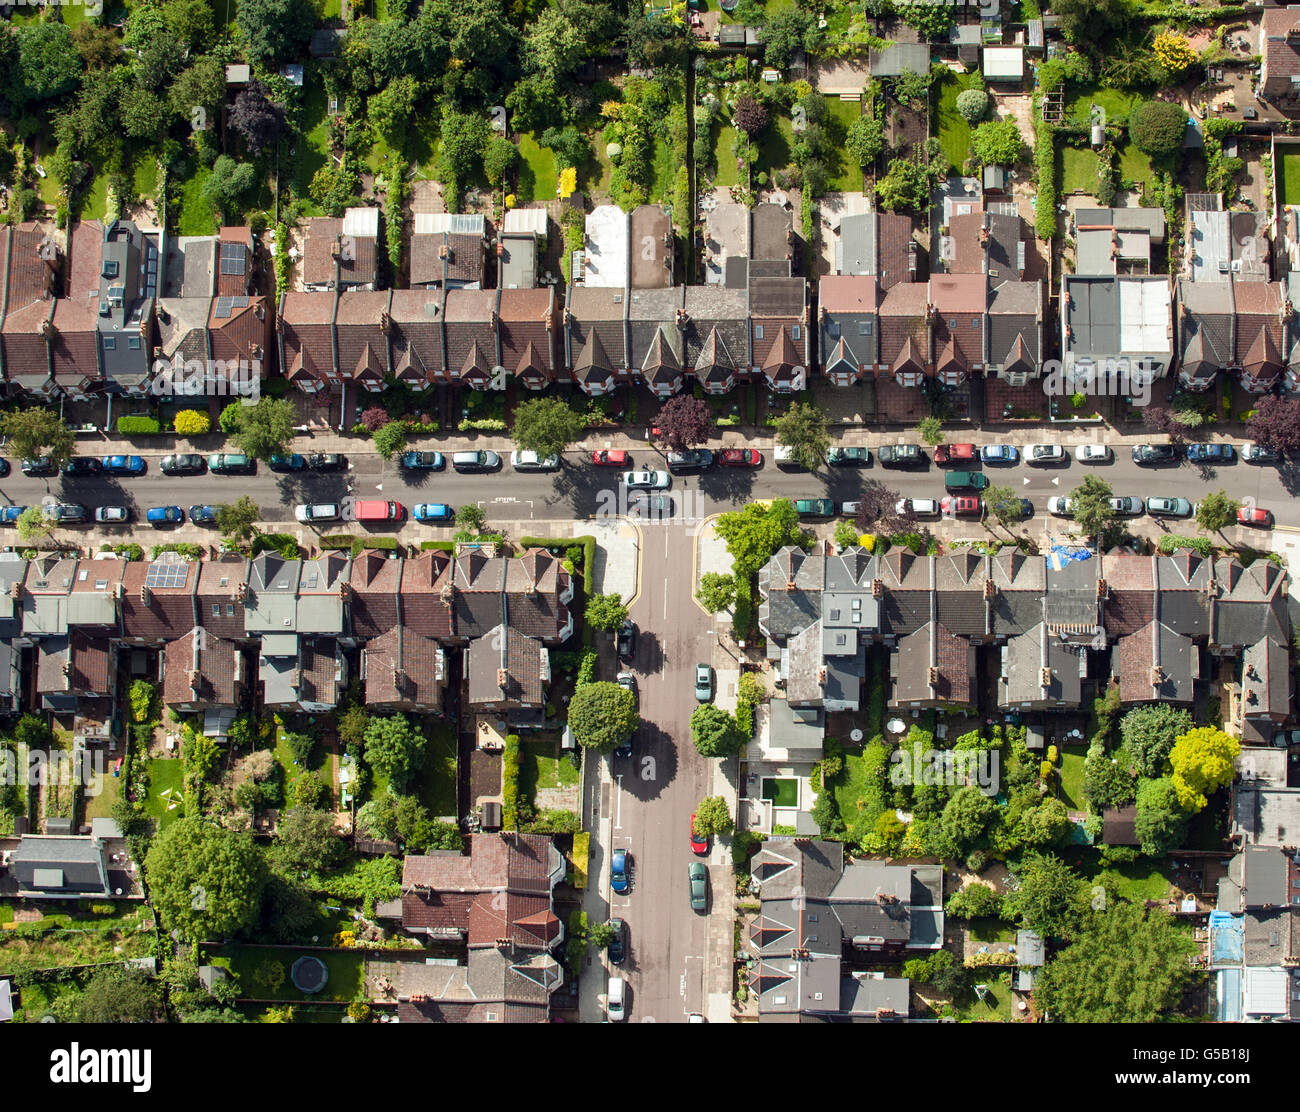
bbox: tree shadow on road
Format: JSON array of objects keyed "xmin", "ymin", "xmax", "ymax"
[{"xmin": 620, "ymin": 718, "xmax": 678, "ymax": 803}]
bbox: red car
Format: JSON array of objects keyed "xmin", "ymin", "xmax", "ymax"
[
  {"xmin": 1237, "ymin": 506, "xmax": 1274, "ymax": 527},
  {"xmin": 689, "ymin": 814, "xmax": 709, "ymax": 855},
  {"xmin": 592, "ymin": 449, "xmax": 630, "ymax": 467},
  {"xmin": 941, "ymin": 495, "xmax": 983, "ymax": 517},
  {"xmin": 934, "ymin": 443, "xmax": 977, "ymax": 466},
  {"xmin": 720, "ymin": 448, "xmax": 762, "ymax": 467}
]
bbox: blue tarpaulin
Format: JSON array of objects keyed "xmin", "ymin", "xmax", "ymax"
[{"xmin": 1047, "ymin": 545, "xmax": 1093, "ymax": 570}]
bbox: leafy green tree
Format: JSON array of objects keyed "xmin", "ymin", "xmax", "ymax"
[
  {"xmin": 1083, "ymin": 741, "xmax": 1137, "ymax": 811},
  {"xmin": 202, "ymin": 155, "xmax": 256, "ymax": 219},
  {"xmin": 945, "ymin": 882, "xmax": 1003, "ymax": 920},
  {"xmin": 1050, "ymin": 0, "xmax": 1132, "ymax": 44},
  {"xmin": 914, "ymin": 416, "xmax": 943, "ymax": 446},
  {"xmin": 269, "ymin": 808, "xmax": 345, "ymax": 875},
  {"xmin": 9, "ymin": 23, "xmax": 81, "ymax": 107},
  {"xmin": 758, "ymin": 7, "xmax": 821, "ymax": 68},
  {"xmin": 1, "ymin": 408, "xmax": 75, "ymax": 467},
  {"xmin": 372, "ymin": 422, "xmax": 407, "ymax": 461},
  {"xmin": 236, "ymin": 0, "xmax": 314, "ymax": 69},
  {"xmin": 986, "ymin": 485, "xmax": 1026, "ymax": 532},
  {"xmin": 773, "ymin": 401, "xmax": 830, "ymax": 472},
  {"xmin": 1130, "ymin": 99, "xmax": 1187, "ymax": 156},
  {"xmin": 1119, "ymin": 704, "xmax": 1191, "ymax": 778},
  {"xmin": 1168, "ymin": 726, "xmax": 1239, "ymax": 812},
  {"xmin": 363, "ymin": 715, "xmax": 426, "ymax": 795},
  {"xmin": 16, "ymin": 506, "xmax": 53, "ymax": 543},
  {"xmin": 811, "ymin": 790, "xmax": 846, "ymax": 838},
  {"xmin": 367, "ymin": 76, "xmax": 420, "ymax": 147},
  {"xmin": 930, "ymin": 787, "xmax": 998, "ymax": 860},
  {"xmin": 1036, "ymin": 901, "xmax": 1196, "ymax": 1021},
  {"xmin": 691, "ymin": 704, "xmax": 745, "ymax": 759},
  {"xmin": 1012, "ymin": 797, "xmax": 1072, "ymax": 849},
  {"xmin": 1196, "ymin": 489, "xmax": 1239, "ymax": 536},
  {"xmin": 970, "ymin": 118, "xmax": 1024, "ymax": 166},
  {"xmin": 696, "ymin": 572, "xmax": 737, "ymax": 614},
  {"xmin": 456, "ymin": 504, "xmax": 487, "ymax": 534},
  {"xmin": 897, "ymin": 0, "xmax": 953, "ymax": 39},
  {"xmin": 282, "ymin": 730, "xmax": 315, "ymax": 767},
  {"xmin": 1134, "ymin": 776, "xmax": 1191, "ymax": 857},
  {"xmin": 217, "ymin": 496, "xmax": 262, "ymax": 543},
  {"xmin": 145, "ymin": 818, "xmax": 269, "ymax": 941},
  {"xmin": 875, "ymin": 156, "xmax": 930, "ymax": 213},
  {"xmin": 1004, "ymin": 852, "xmax": 1089, "ymax": 939},
  {"xmin": 119, "ymin": 83, "xmax": 169, "ymax": 140},
  {"xmin": 75, "ymin": 968, "xmax": 160, "ymax": 1023},
  {"xmin": 418, "ymin": 0, "xmax": 521, "ymax": 106},
  {"xmin": 227, "ymin": 398, "xmax": 296, "ymax": 461},
  {"xmin": 512, "ymin": 396, "xmax": 585, "ymax": 458},
  {"xmin": 1070, "ymin": 473, "xmax": 1115, "ymax": 537},
  {"xmin": 569, "ymin": 681, "xmax": 638, "ymax": 751},
  {"xmin": 588, "ymin": 920, "xmax": 617, "ymax": 949},
  {"xmin": 439, "ymin": 110, "xmax": 490, "ymax": 203},
  {"xmin": 338, "ymin": 705, "xmax": 370, "ymax": 751},
  {"xmin": 585, "ymin": 593, "xmax": 629, "ymax": 632},
  {"xmin": 846, "ymin": 113, "xmax": 885, "ymax": 168},
  {"xmin": 694, "ymin": 796, "xmax": 734, "ymax": 836},
  {"xmin": 714, "ymin": 498, "xmax": 807, "ymax": 579},
  {"xmin": 892, "ymin": 68, "xmax": 933, "ymax": 107},
  {"xmin": 483, "ymin": 137, "xmax": 519, "ymax": 188}
]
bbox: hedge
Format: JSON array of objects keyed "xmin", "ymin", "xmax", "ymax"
[
  {"xmin": 501, "ymin": 733, "xmax": 521, "ymax": 831},
  {"xmin": 576, "ymin": 649, "xmax": 599, "ymax": 688},
  {"xmin": 116, "ymin": 416, "xmax": 161, "ymax": 435},
  {"xmin": 1034, "ymin": 116, "xmax": 1057, "ymax": 240},
  {"xmin": 733, "ymin": 575, "xmax": 754, "ymax": 640},
  {"xmin": 1157, "ymin": 534, "xmax": 1214, "ymax": 556},
  {"xmin": 419, "ymin": 540, "xmax": 456, "ymax": 552},
  {"xmin": 149, "ymin": 543, "xmax": 203, "ymax": 561},
  {"xmin": 569, "ymin": 831, "xmax": 590, "ymax": 889},
  {"xmin": 173, "ymin": 409, "xmax": 211, "ymax": 437},
  {"xmin": 250, "ymin": 533, "xmax": 301, "ymax": 559}
]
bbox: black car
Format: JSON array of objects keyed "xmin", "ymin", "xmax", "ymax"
[
  {"xmin": 878, "ymin": 444, "xmax": 925, "ymax": 468},
  {"xmin": 607, "ymin": 918, "xmax": 626, "ymax": 966},
  {"xmin": 62, "ymin": 457, "xmax": 104, "ymax": 477},
  {"xmin": 307, "ymin": 453, "xmax": 347, "ymax": 471},
  {"xmin": 665, "ymin": 449, "xmax": 714, "ymax": 474},
  {"xmin": 160, "ymin": 453, "xmax": 207, "ymax": 476},
  {"xmin": 0, "ymin": 458, "xmax": 9, "ymax": 477},
  {"xmin": 21, "ymin": 456, "xmax": 56, "ymax": 477},
  {"xmin": 1132, "ymin": 443, "xmax": 1177, "ymax": 465},
  {"xmin": 616, "ymin": 620, "xmax": 636, "ymax": 660}
]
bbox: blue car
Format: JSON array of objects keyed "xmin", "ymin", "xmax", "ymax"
[
  {"xmin": 0, "ymin": 505, "xmax": 28, "ymax": 524},
  {"xmin": 146, "ymin": 506, "xmax": 184, "ymax": 525},
  {"xmin": 980, "ymin": 444, "xmax": 1019, "ymax": 464},
  {"xmin": 189, "ymin": 505, "xmax": 217, "ymax": 525},
  {"xmin": 101, "ymin": 455, "xmax": 147, "ymax": 475},
  {"xmin": 401, "ymin": 451, "xmax": 445, "ymax": 471},
  {"xmin": 413, "ymin": 503, "xmax": 454, "ymax": 523},
  {"xmin": 268, "ymin": 453, "xmax": 306, "ymax": 472},
  {"xmin": 1186, "ymin": 443, "xmax": 1235, "ymax": 464},
  {"xmin": 610, "ymin": 849, "xmax": 630, "ymax": 895}
]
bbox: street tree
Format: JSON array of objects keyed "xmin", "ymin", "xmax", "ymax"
[
  {"xmin": 986, "ymin": 484, "xmax": 1026, "ymax": 533},
  {"xmin": 653, "ymin": 395, "xmax": 712, "ymax": 451},
  {"xmin": 1070, "ymin": 474, "xmax": 1115, "ymax": 537},
  {"xmin": 456, "ymin": 504, "xmax": 487, "ymax": 534},
  {"xmin": 1120, "ymin": 704, "xmax": 1192, "ymax": 778},
  {"xmin": 588, "ymin": 920, "xmax": 618, "ymax": 949},
  {"xmin": 917, "ymin": 416, "xmax": 944, "ymax": 446},
  {"xmin": 853, "ymin": 479, "xmax": 912, "ymax": 536},
  {"xmin": 1, "ymin": 408, "xmax": 75, "ymax": 467},
  {"xmin": 1168, "ymin": 726, "xmax": 1239, "ymax": 812},
  {"xmin": 227, "ymin": 397, "xmax": 296, "ymax": 461},
  {"xmin": 585, "ymin": 592, "xmax": 629, "ymax": 632},
  {"xmin": 512, "ymin": 396, "xmax": 585, "ymax": 459},
  {"xmin": 217, "ymin": 496, "xmax": 261, "ymax": 543},
  {"xmin": 363, "ymin": 714, "xmax": 426, "ymax": 795},
  {"xmin": 569, "ymin": 681, "xmax": 638, "ymax": 751},
  {"xmin": 715, "ymin": 498, "xmax": 807, "ymax": 579},
  {"xmin": 144, "ymin": 818, "xmax": 269, "ymax": 941},
  {"xmin": 1196, "ymin": 489, "xmax": 1239, "ymax": 536},
  {"xmin": 1246, "ymin": 395, "xmax": 1300, "ymax": 453},
  {"xmin": 372, "ymin": 422, "xmax": 407, "ymax": 461},
  {"xmin": 773, "ymin": 401, "xmax": 830, "ymax": 471},
  {"xmin": 16, "ymin": 506, "xmax": 53, "ymax": 543},
  {"xmin": 691, "ymin": 703, "xmax": 745, "ymax": 758},
  {"xmin": 696, "ymin": 572, "xmax": 737, "ymax": 613},
  {"xmin": 693, "ymin": 795, "xmax": 734, "ymax": 836}
]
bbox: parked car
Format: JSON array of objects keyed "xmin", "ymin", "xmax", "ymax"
[
  {"xmin": 295, "ymin": 503, "xmax": 341, "ymax": 524},
  {"xmin": 1027, "ymin": 444, "xmax": 1067, "ymax": 465},
  {"xmin": 688, "ymin": 862, "xmax": 708, "ymax": 912},
  {"xmin": 627, "ymin": 492, "xmax": 675, "ymax": 518},
  {"xmin": 49, "ymin": 503, "xmax": 88, "ymax": 524},
  {"xmin": 1047, "ymin": 496, "xmax": 1074, "ymax": 517},
  {"xmin": 689, "ymin": 814, "xmax": 709, "ymax": 855},
  {"xmin": 616, "ymin": 671, "xmax": 637, "ymax": 697},
  {"xmin": 1271, "ymin": 729, "xmax": 1300, "ymax": 748},
  {"xmin": 606, "ymin": 977, "xmax": 627, "ymax": 1021},
  {"xmin": 694, "ymin": 663, "xmax": 714, "ymax": 702},
  {"xmin": 268, "ymin": 453, "xmax": 306, "ymax": 472},
  {"xmin": 307, "ymin": 452, "xmax": 347, "ymax": 471},
  {"xmin": 773, "ymin": 444, "xmax": 801, "ymax": 468},
  {"xmin": 0, "ymin": 458, "xmax": 9, "ymax": 477},
  {"xmin": 101, "ymin": 455, "xmax": 146, "ymax": 475},
  {"xmin": 20, "ymin": 456, "xmax": 56, "ymax": 477},
  {"xmin": 511, "ymin": 450, "xmax": 560, "ymax": 471},
  {"xmin": 610, "ymin": 849, "xmax": 630, "ymax": 895},
  {"xmin": 944, "ymin": 471, "xmax": 989, "ymax": 491},
  {"xmin": 62, "ymin": 457, "xmax": 103, "ymax": 477},
  {"xmin": 895, "ymin": 498, "xmax": 941, "ymax": 518},
  {"xmin": 719, "ymin": 448, "xmax": 762, "ymax": 467},
  {"xmin": 1242, "ymin": 441, "xmax": 1280, "ymax": 465},
  {"xmin": 451, "ymin": 450, "xmax": 500, "ymax": 472},
  {"xmin": 933, "ymin": 443, "xmax": 977, "ymax": 465},
  {"xmin": 826, "ymin": 446, "xmax": 870, "ymax": 467},
  {"xmin": 0, "ymin": 505, "xmax": 28, "ymax": 523},
  {"xmin": 1073, "ymin": 444, "xmax": 1113, "ymax": 463},
  {"xmin": 591, "ymin": 449, "xmax": 631, "ymax": 467},
  {"xmin": 980, "ymin": 444, "xmax": 1019, "ymax": 464},
  {"xmin": 94, "ymin": 506, "xmax": 131, "ymax": 524},
  {"xmin": 616, "ymin": 620, "xmax": 636, "ymax": 660},
  {"xmin": 207, "ymin": 453, "xmax": 254, "ymax": 475},
  {"xmin": 189, "ymin": 505, "xmax": 217, "ymax": 525},
  {"xmin": 878, "ymin": 444, "xmax": 925, "ymax": 468},
  {"xmin": 941, "ymin": 496, "xmax": 982, "ymax": 517},
  {"xmin": 666, "ymin": 449, "xmax": 713, "ymax": 473},
  {"xmin": 1237, "ymin": 506, "xmax": 1274, "ymax": 527},
  {"xmin": 146, "ymin": 506, "xmax": 184, "ymax": 525},
  {"xmin": 607, "ymin": 919, "xmax": 626, "ymax": 966},
  {"xmin": 161, "ymin": 453, "xmax": 206, "ymax": 476},
  {"xmin": 1186, "ymin": 442, "xmax": 1235, "ymax": 464},
  {"xmin": 1132, "ymin": 443, "xmax": 1177, "ymax": 465},
  {"xmin": 413, "ymin": 503, "xmax": 454, "ymax": 523},
  {"xmin": 1146, "ymin": 496, "xmax": 1194, "ymax": 518},
  {"xmin": 400, "ymin": 451, "xmax": 445, "ymax": 470},
  {"xmin": 794, "ymin": 498, "xmax": 835, "ymax": 518},
  {"xmin": 622, "ymin": 469, "xmax": 670, "ymax": 490},
  {"xmin": 1109, "ymin": 496, "xmax": 1144, "ymax": 516}
]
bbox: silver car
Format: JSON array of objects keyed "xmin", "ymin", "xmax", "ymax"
[
  {"xmin": 1146, "ymin": 496, "xmax": 1194, "ymax": 518},
  {"xmin": 510, "ymin": 450, "xmax": 560, "ymax": 471},
  {"xmin": 622, "ymin": 469, "xmax": 670, "ymax": 490},
  {"xmin": 1073, "ymin": 444, "xmax": 1112, "ymax": 463},
  {"xmin": 94, "ymin": 506, "xmax": 130, "ymax": 524}
]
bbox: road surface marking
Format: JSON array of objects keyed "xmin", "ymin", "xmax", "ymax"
[
  {"xmin": 1022, "ymin": 476, "xmax": 1030, "ymax": 485},
  {"xmin": 615, "ymin": 774, "xmax": 623, "ymax": 830},
  {"xmin": 664, "ymin": 583, "xmax": 669, "ymax": 620},
  {"xmin": 1051, "ymin": 476, "xmax": 1060, "ymax": 485}
]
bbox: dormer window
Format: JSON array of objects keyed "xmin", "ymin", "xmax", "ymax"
[{"xmin": 102, "ymin": 260, "xmax": 119, "ymax": 279}]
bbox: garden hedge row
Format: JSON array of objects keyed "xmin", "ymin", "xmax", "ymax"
[
  {"xmin": 1034, "ymin": 116, "xmax": 1057, "ymax": 241},
  {"xmin": 501, "ymin": 733, "xmax": 521, "ymax": 831},
  {"xmin": 116, "ymin": 416, "xmax": 161, "ymax": 435}
]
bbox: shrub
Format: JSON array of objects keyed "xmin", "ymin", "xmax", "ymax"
[
  {"xmin": 955, "ymin": 88, "xmax": 989, "ymax": 124},
  {"xmin": 128, "ymin": 680, "xmax": 155, "ymax": 724},
  {"xmin": 173, "ymin": 410, "xmax": 211, "ymax": 437},
  {"xmin": 1034, "ymin": 117, "xmax": 1057, "ymax": 240},
  {"xmin": 502, "ymin": 734, "xmax": 521, "ymax": 830},
  {"xmin": 117, "ymin": 416, "xmax": 161, "ymax": 435},
  {"xmin": 1130, "ymin": 100, "xmax": 1187, "ymax": 157}
]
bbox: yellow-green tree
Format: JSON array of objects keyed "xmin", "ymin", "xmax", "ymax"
[
  {"xmin": 1153, "ymin": 32, "xmax": 1195, "ymax": 75},
  {"xmin": 1169, "ymin": 726, "xmax": 1239, "ymax": 812}
]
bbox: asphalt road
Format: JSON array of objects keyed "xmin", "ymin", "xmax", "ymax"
[{"xmin": 2, "ymin": 445, "xmax": 1297, "ymax": 532}]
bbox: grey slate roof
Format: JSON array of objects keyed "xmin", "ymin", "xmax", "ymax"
[{"xmin": 9, "ymin": 835, "xmax": 110, "ymax": 897}]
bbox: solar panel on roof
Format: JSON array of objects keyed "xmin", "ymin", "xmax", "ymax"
[
  {"xmin": 219, "ymin": 242, "xmax": 247, "ymax": 276},
  {"xmin": 213, "ymin": 297, "xmax": 232, "ymax": 319},
  {"xmin": 145, "ymin": 560, "xmax": 189, "ymax": 589},
  {"xmin": 231, "ymin": 296, "xmax": 248, "ymax": 308}
]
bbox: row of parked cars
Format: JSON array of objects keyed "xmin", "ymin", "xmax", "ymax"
[
  {"xmin": 0, "ymin": 503, "xmax": 214, "ymax": 527},
  {"xmin": 1047, "ymin": 494, "xmax": 1274, "ymax": 526}
]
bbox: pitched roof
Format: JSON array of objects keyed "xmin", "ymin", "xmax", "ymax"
[{"xmin": 364, "ymin": 624, "xmax": 445, "ymax": 710}]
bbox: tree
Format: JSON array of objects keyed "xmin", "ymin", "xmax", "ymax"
[
  {"xmin": 569, "ymin": 681, "xmax": 638, "ymax": 751},
  {"xmin": 772, "ymin": 401, "xmax": 830, "ymax": 472},
  {"xmin": 875, "ymin": 156, "xmax": 930, "ymax": 213},
  {"xmin": 363, "ymin": 714, "xmax": 426, "ymax": 794},
  {"xmin": 173, "ymin": 409, "xmax": 211, "ymax": 437},
  {"xmin": 970, "ymin": 118, "xmax": 1024, "ymax": 166},
  {"xmin": 691, "ymin": 703, "xmax": 745, "ymax": 758},
  {"xmin": 236, "ymin": 0, "xmax": 314, "ymax": 69},
  {"xmin": 483, "ymin": 137, "xmax": 519, "ymax": 189},
  {"xmin": 759, "ymin": 7, "xmax": 820, "ymax": 69},
  {"xmin": 75, "ymin": 968, "xmax": 160, "ymax": 1023},
  {"xmin": 419, "ymin": 0, "xmax": 521, "ymax": 106},
  {"xmin": 1134, "ymin": 776, "xmax": 1191, "ymax": 857},
  {"xmin": 1083, "ymin": 741, "xmax": 1137, "ymax": 811},
  {"xmin": 1152, "ymin": 31, "xmax": 1195, "ymax": 75},
  {"xmin": 1037, "ymin": 901, "xmax": 1196, "ymax": 1021},
  {"xmin": 694, "ymin": 796, "xmax": 734, "ymax": 836},
  {"xmin": 897, "ymin": 0, "xmax": 953, "ymax": 39},
  {"xmin": 1004, "ymin": 851, "xmax": 1089, "ymax": 939},
  {"xmin": 1051, "ymin": 0, "xmax": 1132, "ymax": 45},
  {"xmin": 439, "ymin": 111, "xmax": 490, "ymax": 200},
  {"xmin": 945, "ymin": 882, "xmax": 1003, "ymax": 920},
  {"xmin": 696, "ymin": 572, "xmax": 737, "ymax": 614},
  {"xmin": 1, "ymin": 408, "xmax": 75, "ymax": 467},
  {"xmin": 930, "ymin": 787, "xmax": 998, "ymax": 860},
  {"xmin": 144, "ymin": 818, "xmax": 269, "ymax": 941},
  {"xmin": 269, "ymin": 808, "xmax": 345, "ymax": 875},
  {"xmin": 892, "ymin": 68, "xmax": 933, "ymax": 108},
  {"xmin": 338, "ymin": 705, "xmax": 369, "ymax": 751},
  {"xmin": 732, "ymin": 94, "xmax": 769, "ymax": 138},
  {"xmin": 372, "ymin": 422, "xmax": 407, "ymax": 461},
  {"xmin": 588, "ymin": 920, "xmax": 617, "ymax": 950},
  {"xmin": 512, "ymin": 396, "xmax": 585, "ymax": 459},
  {"xmin": 846, "ymin": 113, "xmax": 885, "ymax": 169},
  {"xmin": 1120, "ymin": 704, "xmax": 1192, "ymax": 778},
  {"xmin": 653, "ymin": 395, "xmax": 712, "ymax": 451},
  {"xmin": 367, "ymin": 76, "xmax": 420, "ymax": 147},
  {"xmin": 586, "ymin": 593, "xmax": 629, "ymax": 632},
  {"xmin": 1130, "ymin": 100, "xmax": 1187, "ymax": 157},
  {"xmin": 955, "ymin": 88, "xmax": 989, "ymax": 124},
  {"xmin": 457, "ymin": 504, "xmax": 487, "ymax": 534},
  {"xmin": 1168, "ymin": 726, "xmax": 1239, "ymax": 812},
  {"xmin": 119, "ymin": 84, "xmax": 169, "ymax": 141},
  {"xmin": 9, "ymin": 23, "xmax": 80, "ymax": 107},
  {"xmin": 1070, "ymin": 474, "xmax": 1115, "ymax": 537},
  {"xmin": 1012, "ymin": 797, "xmax": 1072, "ymax": 849},
  {"xmin": 217, "ymin": 496, "xmax": 261, "ymax": 542},
  {"xmin": 986, "ymin": 485, "xmax": 1027, "ymax": 532},
  {"xmin": 913, "ymin": 416, "xmax": 942, "ymax": 447},
  {"xmin": 1246, "ymin": 395, "xmax": 1300, "ymax": 453},
  {"xmin": 230, "ymin": 79, "xmax": 287, "ymax": 156},
  {"xmin": 282, "ymin": 730, "xmax": 315, "ymax": 767},
  {"xmin": 1196, "ymin": 489, "xmax": 1240, "ymax": 536},
  {"xmin": 72, "ymin": 22, "xmax": 125, "ymax": 70},
  {"xmin": 853, "ymin": 479, "xmax": 912, "ymax": 536},
  {"xmin": 228, "ymin": 398, "xmax": 296, "ymax": 460},
  {"xmin": 715, "ymin": 499, "xmax": 807, "ymax": 579},
  {"xmin": 16, "ymin": 506, "xmax": 54, "ymax": 543},
  {"xmin": 202, "ymin": 155, "xmax": 256, "ymax": 219}
]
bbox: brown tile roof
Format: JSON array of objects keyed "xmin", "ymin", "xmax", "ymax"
[
  {"xmin": 297, "ymin": 637, "xmax": 342, "ymax": 706},
  {"xmin": 877, "ymin": 214, "xmax": 914, "ymax": 291},
  {"xmin": 948, "ymin": 212, "xmax": 986, "ymax": 274},
  {"xmin": 499, "ymin": 287, "xmax": 555, "ymax": 386},
  {"xmin": 364, "ymin": 625, "xmax": 444, "ymax": 710},
  {"xmin": 279, "ymin": 290, "xmax": 335, "ymax": 383},
  {"xmin": 409, "ymin": 231, "xmax": 485, "ymax": 287},
  {"xmin": 349, "ymin": 550, "xmax": 402, "ymax": 639},
  {"xmin": 48, "ymin": 298, "xmax": 101, "ymax": 388},
  {"xmin": 398, "ymin": 550, "xmax": 454, "ymax": 638},
  {"xmin": 388, "ymin": 288, "xmax": 447, "ymax": 382},
  {"xmin": 120, "ymin": 559, "xmax": 200, "ymax": 641},
  {"xmin": 443, "ymin": 288, "xmax": 498, "ymax": 386},
  {"xmin": 197, "ymin": 559, "xmax": 248, "ymax": 640},
  {"xmin": 334, "ymin": 290, "xmax": 391, "ymax": 383},
  {"xmin": 69, "ymin": 630, "xmax": 111, "ymax": 695},
  {"xmin": 467, "ymin": 624, "xmax": 548, "ymax": 708},
  {"xmin": 162, "ymin": 627, "xmax": 242, "ymax": 708},
  {"xmin": 931, "ymin": 273, "xmax": 985, "ymax": 365},
  {"xmin": 209, "ymin": 295, "xmax": 270, "ymax": 367},
  {"xmin": 302, "ymin": 217, "xmax": 379, "ymax": 288},
  {"xmin": 878, "ymin": 282, "xmax": 930, "ymax": 367},
  {"xmin": 1, "ymin": 223, "xmax": 58, "ymax": 312},
  {"xmin": 1262, "ymin": 8, "xmax": 1300, "ymax": 97}
]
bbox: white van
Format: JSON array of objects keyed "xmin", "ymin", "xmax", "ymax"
[{"xmin": 607, "ymin": 977, "xmax": 627, "ymax": 1021}]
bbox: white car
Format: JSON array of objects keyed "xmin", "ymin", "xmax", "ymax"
[
  {"xmin": 1047, "ymin": 496, "xmax": 1074, "ymax": 517},
  {"xmin": 94, "ymin": 506, "xmax": 130, "ymax": 524},
  {"xmin": 1028, "ymin": 444, "xmax": 1067, "ymax": 465},
  {"xmin": 510, "ymin": 450, "xmax": 560, "ymax": 471},
  {"xmin": 895, "ymin": 498, "xmax": 941, "ymax": 517},
  {"xmin": 295, "ymin": 503, "xmax": 341, "ymax": 523},
  {"xmin": 622, "ymin": 469, "xmax": 670, "ymax": 490},
  {"xmin": 773, "ymin": 445, "xmax": 799, "ymax": 467},
  {"xmin": 1073, "ymin": 444, "xmax": 1112, "ymax": 463}
]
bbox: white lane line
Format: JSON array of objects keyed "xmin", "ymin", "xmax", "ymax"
[{"xmin": 615, "ymin": 774, "xmax": 624, "ymax": 830}]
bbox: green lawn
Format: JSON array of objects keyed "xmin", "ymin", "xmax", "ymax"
[
  {"xmin": 416, "ymin": 720, "xmax": 458, "ymax": 819},
  {"xmin": 933, "ymin": 70, "xmax": 983, "ymax": 173},
  {"xmin": 714, "ymin": 0, "xmax": 797, "ymax": 22},
  {"xmin": 176, "ymin": 168, "xmax": 216, "ymax": 236},
  {"xmin": 762, "ymin": 777, "xmax": 799, "ymax": 808},
  {"xmin": 216, "ymin": 946, "xmax": 365, "ymax": 1003},
  {"xmin": 293, "ymin": 71, "xmax": 331, "ymax": 215},
  {"xmin": 950, "ymin": 971, "xmax": 1016, "ymax": 1022},
  {"xmin": 517, "ymin": 133, "xmax": 558, "ymax": 203},
  {"xmin": 829, "ymin": 743, "xmax": 888, "ymax": 840},
  {"xmin": 710, "ymin": 125, "xmax": 740, "ymax": 187},
  {"xmin": 1280, "ymin": 153, "xmax": 1300, "ymax": 206},
  {"xmin": 81, "ymin": 171, "xmax": 110, "ymax": 223},
  {"xmin": 1117, "ymin": 142, "xmax": 1154, "ymax": 186},
  {"xmin": 822, "ymin": 96, "xmax": 863, "ymax": 193},
  {"xmin": 1061, "ymin": 145, "xmax": 1100, "ymax": 195},
  {"xmin": 757, "ymin": 114, "xmax": 795, "ymax": 179},
  {"xmin": 131, "ymin": 156, "xmax": 159, "ymax": 202},
  {"xmin": 82, "ymin": 762, "xmax": 123, "ymax": 823},
  {"xmin": 650, "ymin": 136, "xmax": 679, "ymax": 206},
  {"xmin": 1067, "ymin": 850, "xmax": 1173, "ymax": 902},
  {"xmin": 143, "ymin": 757, "xmax": 185, "ymax": 829},
  {"xmin": 968, "ymin": 918, "xmax": 1017, "ymax": 943},
  {"xmin": 520, "ymin": 736, "xmax": 578, "ymax": 802},
  {"xmin": 1057, "ymin": 745, "xmax": 1088, "ymax": 810},
  {"xmin": 1066, "ymin": 86, "xmax": 1143, "ymax": 128}
]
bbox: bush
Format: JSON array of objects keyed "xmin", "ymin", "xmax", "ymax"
[
  {"xmin": 502, "ymin": 734, "xmax": 521, "ymax": 830},
  {"xmin": 955, "ymin": 88, "xmax": 989, "ymax": 124},
  {"xmin": 128, "ymin": 680, "xmax": 155, "ymax": 724},
  {"xmin": 173, "ymin": 410, "xmax": 211, "ymax": 437},
  {"xmin": 1034, "ymin": 118, "xmax": 1057, "ymax": 240},
  {"xmin": 117, "ymin": 416, "xmax": 161, "ymax": 435},
  {"xmin": 1130, "ymin": 100, "xmax": 1187, "ymax": 156}
]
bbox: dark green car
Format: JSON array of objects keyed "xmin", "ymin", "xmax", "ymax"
[
  {"xmin": 794, "ymin": 498, "xmax": 836, "ymax": 519},
  {"xmin": 943, "ymin": 471, "xmax": 989, "ymax": 491},
  {"xmin": 689, "ymin": 862, "xmax": 708, "ymax": 912},
  {"xmin": 827, "ymin": 446, "xmax": 871, "ymax": 467}
]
